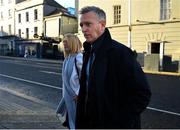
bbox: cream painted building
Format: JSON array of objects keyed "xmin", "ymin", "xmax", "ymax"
[
  {"xmin": 44, "ymin": 11, "xmax": 78, "ymax": 52},
  {"xmin": 44, "ymin": 11, "xmax": 77, "ymax": 38},
  {"xmin": 14, "ymin": 0, "xmax": 66, "ymax": 58},
  {"xmin": 15, "ymin": 0, "xmax": 66, "ymax": 39},
  {"xmin": 0, "ymin": 0, "xmax": 77, "ymax": 58},
  {"xmin": 76, "ymin": 0, "xmax": 180, "ymax": 61}
]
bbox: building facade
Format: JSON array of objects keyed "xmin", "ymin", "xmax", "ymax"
[
  {"xmin": 0, "ymin": 0, "xmax": 16, "ymax": 55},
  {"xmin": 14, "ymin": 0, "xmax": 66, "ymax": 58},
  {"xmin": 0, "ymin": 0, "xmax": 76, "ymax": 59},
  {"xmin": 76, "ymin": 0, "xmax": 180, "ymax": 61},
  {"xmin": 0, "ymin": 0, "xmax": 15, "ymax": 36},
  {"xmin": 44, "ymin": 10, "xmax": 78, "ymax": 57}
]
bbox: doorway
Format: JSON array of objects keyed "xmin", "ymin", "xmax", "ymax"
[
  {"xmin": 148, "ymin": 42, "xmax": 164, "ymax": 69},
  {"xmin": 151, "ymin": 43, "xmax": 160, "ymax": 54}
]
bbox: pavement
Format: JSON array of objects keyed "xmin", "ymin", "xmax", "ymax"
[
  {"xmin": 0, "ymin": 85, "xmax": 65, "ymax": 129},
  {"xmin": 0, "ymin": 56, "xmax": 66, "ymax": 129}
]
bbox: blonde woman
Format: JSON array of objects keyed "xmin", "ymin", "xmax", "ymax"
[{"xmin": 56, "ymin": 33, "xmax": 83, "ymax": 129}]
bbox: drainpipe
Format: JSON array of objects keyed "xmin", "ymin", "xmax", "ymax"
[{"xmin": 128, "ymin": 0, "xmax": 132, "ymax": 49}]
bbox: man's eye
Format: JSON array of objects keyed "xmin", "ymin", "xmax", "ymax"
[
  {"xmin": 80, "ymin": 23, "xmax": 83, "ymax": 27},
  {"xmin": 86, "ymin": 23, "xmax": 91, "ymax": 27},
  {"xmin": 80, "ymin": 22, "xmax": 91, "ymax": 27}
]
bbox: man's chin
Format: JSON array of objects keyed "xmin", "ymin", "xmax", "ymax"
[{"xmin": 85, "ymin": 39, "xmax": 93, "ymax": 43}]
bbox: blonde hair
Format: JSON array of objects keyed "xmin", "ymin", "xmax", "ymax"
[{"xmin": 63, "ymin": 33, "xmax": 82, "ymax": 57}]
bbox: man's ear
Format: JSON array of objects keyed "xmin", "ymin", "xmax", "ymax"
[
  {"xmin": 101, "ymin": 20, "xmax": 106, "ymax": 28},
  {"xmin": 99, "ymin": 20, "xmax": 106, "ymax": 31}
]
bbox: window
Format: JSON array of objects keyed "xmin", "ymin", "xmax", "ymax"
[
  {"xmin": 34, "ymin": 27, "xmax": 38, "ymax": 35},
  {"xmin": 34, "ymin": 9, "xmax": 38, "ymax": 20},
  {"xmin": 1, "ymin": 26, "xmax": 3, "ymax": 32},
  {"xmin": 0, "ymin": 11, "xmax": 3, "ymax": 20},
  {"xmin": 26, "ymin": 28, "xmax": 29, "ymax": 39},
  {"xmin": 0, "ymin": 26, "xmax": 3, "ymax": 36},
  {"xmin": 8, "ymin": 0, "xmax": 12, "ymax": 3},
  {"xmin": 113, "ymin": 5, "xmax": 121, "ymax": 24},
  {"xmin": 26, "ymin": 12, "xmax": 29, "ymax": 22},
  {"xmin": 0, "ymin": 0, "xmax": 3, "ymax": 6},
  {"xmin": 18, "ymin": 29, "xmax": 21, "ymax": 37},
  {"xmin": 18, "ymin": 13, "xmax": 21, "ymax": 23},
  {"xmin": 8, "ymin": 9, "xmax": 12, "ymax": 18},
  {"xmin": 8, "ymin": 24, "xmax": 11, "ymax": 35},
  {"xmin": 160, "ymin": 0, "xmax": 171, "ymax": 20}
]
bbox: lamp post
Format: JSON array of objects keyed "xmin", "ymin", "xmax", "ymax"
[{"xmin": 128, "ymin": 0, "xmax": 132, "ymax": 49}]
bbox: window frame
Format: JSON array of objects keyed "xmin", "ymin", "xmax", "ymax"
[
  {"xmin": 8, "ymin": 24, "xmax": 12, "ymax": 35},
  {"xmin": 1, "ymin": 26, "xmax": 3, "ymax": 32},
  {"xmin": 18, "ymin": 13, "xmax": 21, "ymax": 23},
  {"xmin": 160, "ymin": 0, "xmax": 171, "ymax": 20},
  {"xmin": 18, "ymin": 29, "xmax": 21, "ymax": 37},
  {"xmin": 26, "ymin": 28, "xmax": 29, "ymax": 39},
  {"xmin": 0, "ymin": 11, "xmax": 3, "ymax": 20},
  {"xmin": 26, "ymin": 12, "xmax": 29, "ymax": 22},
  {"xmin": 8, "ymin": 9, "xmax": 12, "ymax": 18},
  {"xmin": 113, "ymin": 5, "xmax": 121, "ymax": 24},
  {"xmin": 34, "ymin": 9, "xmax": 38, "ymax": 20},
  {"xmin": 34, "ymin": 27, "xmax": 38, "ymax": 35},
  {"xmin": 0, "ymin": 0, "xmax": 3, "ymax": 6}
]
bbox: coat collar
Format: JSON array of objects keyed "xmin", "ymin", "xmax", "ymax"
[{"xmin": 83, "ymin": 28, "xmax": 113, "ymax": 55}]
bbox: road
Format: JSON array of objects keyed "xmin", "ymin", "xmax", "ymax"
[
  {"xmin": 142, "ymin": 73, "xmax": 180, "ymax": 128},
  {"xmin": 0, "ymin": 56, "xmax": 65, "ymax": 128},
  {"xmin": 0, "ymin": 56, "xmax": 63, "ymax": 108},
  {"xmin": 0, "ymin": 56, "xmax": 180, "ymax": 129}
]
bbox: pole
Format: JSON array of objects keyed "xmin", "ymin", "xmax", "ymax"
[{"xmin": 128, "ymin": 0, "xmax": 132, "ymax": 49}]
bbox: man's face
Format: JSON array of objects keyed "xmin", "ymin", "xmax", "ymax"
[{"xmin": 80, "ymin": 11, "xmax": 105, "ymax": 43}]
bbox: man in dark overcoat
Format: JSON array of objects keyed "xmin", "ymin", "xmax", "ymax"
[{"xmin": 76, "ymin": 6, "xmax": 151, "ymax": 129}]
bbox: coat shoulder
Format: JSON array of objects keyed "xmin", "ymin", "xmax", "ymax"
[{"xmin": 109, "ymin": 40, "xmax": 134, "ymax": 58}]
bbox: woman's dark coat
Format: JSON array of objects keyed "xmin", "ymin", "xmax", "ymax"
[{"xmin": 76, "ymin": 28, "xmax": 151, "ymax": 129}]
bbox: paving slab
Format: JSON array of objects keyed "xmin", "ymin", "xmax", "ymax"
[{"xmin": 0, "ymin": 87, "xmax": 65, "ymax": 129}]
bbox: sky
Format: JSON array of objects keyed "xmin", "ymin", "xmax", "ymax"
[{"xmin": 55, "ymin": 0, "xmax": 75, "ymax": 8}]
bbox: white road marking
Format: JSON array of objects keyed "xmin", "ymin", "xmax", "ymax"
[
  {"xmin": 0, "ymin": 60, "xmax": 59, "ymax": 69},
  {"xmin": 1, "ymin": 72, "xmax": 180, "ymax": 117},
  {"xmin": 147, "ymin": 107, "xmax": 180, "ymax": 116},
  {"xmin": 40, "ymin": 70, "xmax": 61, "ymax": 75},
  {"xmin": 36, "ymin": 62, "xmax": 59, "ymax": 67},
  {"xmin": 0, "ymin": 73, "xmax": 62, "ymax": 90}
]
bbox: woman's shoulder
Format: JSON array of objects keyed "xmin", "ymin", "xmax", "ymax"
[
  {"xmin": 75, "ymin": 53, "xmax": 83, "ymax": 65},
  {"xmin": 76, "ymin": 52, "xmax": 83, "ymax": 59}
]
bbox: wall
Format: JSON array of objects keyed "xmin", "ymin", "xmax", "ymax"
[
  {"xmin": 77, "ymin": 0, "xmax": 180, "ymax": 61},
  {"xmin": 15, "ymin": 4, "xmax": 44, "ymax": 39},
  {"xmin": 44, "ymin": 16, "xmax": 60, "ymax": 37},
  {"xmin": 61, "ymin": 16, "xmax": 78, "ymax": 35},
  {"xmin": 0, "ymin": 0, "xmax": 15, "ymax": 36}
]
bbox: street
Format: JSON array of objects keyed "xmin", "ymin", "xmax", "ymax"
[
  {"xmin": 0, "ymin": 56, "xmax": 64, "ymax": 129},
  {"xmin": 0, "ymin": 56, "xmax": 62, "ymax": 107},
  {"xmin": 142, "ymin": 73, "xmax": 180, "ymax": 128},
  {"xmin": 0, "ymin": 56, "xmax": 180, "ymax": 129}
]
